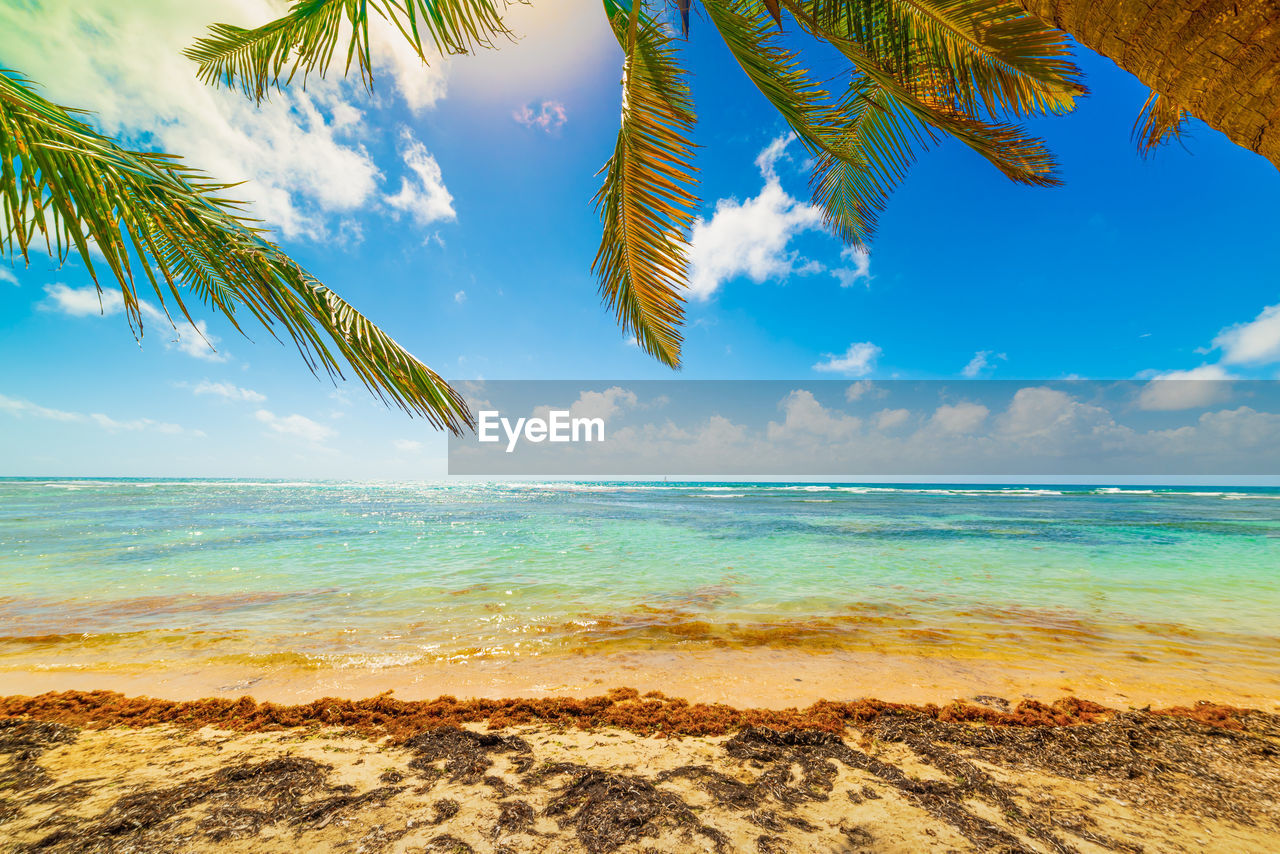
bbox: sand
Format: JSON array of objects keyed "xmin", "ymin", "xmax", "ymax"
[
  {"xmin": 2, "ymin": 644, "xmax": 1277, "ymax": 713},
  {"xmin": 2, "ymin": 689, "xmax": 1279, "ymax": 853}
]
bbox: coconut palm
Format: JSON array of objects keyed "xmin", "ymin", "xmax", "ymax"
[
  {"xmin": 1007, "ymin": 0, "xmax": 1280, "ymax": 164},
  {"xmin": 0, "ymin": 70, "xmax": 471, "ymax": 432},
  {"xmin": 185, "ymin": 0, "xmax": 1083, "ymax": 370}
]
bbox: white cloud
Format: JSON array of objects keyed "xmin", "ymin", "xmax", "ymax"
[
  {"xmin": 165, "ymin": 318, "xmax": 226, "ymax": 362},
  {"xmin": 255, "ymin": 409, "xmax": 335, "ymax": 444},
  {"xmin": 845, "ymin": 380, "xmax": 875, "ymax": 401},
  {"xmin": 367, "ymin": 13, "xmax": 448, "ymax": 112},
  {"xmin": 831, "ymin": 246, "xmax": 871, "ymax": 288},
  {"xmin": 930, "ymin": 401, "xmax": 989, "ymax": 434},
  {"xmin": 187, "ymin": 380, "xmax": 265, "ymax": 402},
  {"xmin": 454, "ymin": 290, "xmax": 467, "ymax": 304},
  {"xmin": 393, "ymin": 439, "xmax": 423, "ymax": 453},
  {"xmin": 0, "ymin": 392, "xmax": 194, "ymax": 435},
  {"xmin": 766, "ymin": 390, "xmax": 860, "ymax": 441},
  {"xmin": 0, "ymin": 394, "xmax": 84, "ymax": 423},
  {"xmin": 1137, "ymin": 365, "xmax": 1234, "ymax": 410},
  {"xmin": 813, "ymin": 342, "xmax": 881, "ymax": 376},
  {"xmin": 961, "ymin": 350, "xmax": 1006, "ymax": 378},
  {"xmin": 385, "ymin": 128, "xmax": 456, "ymax": 226},
  {"xmin": 687, "ymin": 135, "xmax": 823, "ymax": 300},
  {"xmin": 875, "ymin": 408, "xmax": 911, "ymax": 431},
  {"xmin": 513, "ymin": 100, "xmax": 567, "ymax": 131},
  {"xmin": 1213, "ymin": 301, "xmax": 1280, "ymax": 365},
  {"xmin": 41, "ymin": 284, "xmax": 227, "ymax": 361},
  {"xmin": 0, "ymin": 267, "xmax": 17, "ymax": 285},
  {"xmin": 0, "ymin": 1, "xmax": 450, "ymax": 241},
  {"xmin": 42, "ymin": 283, "xmax": 123, "ymax": 316},
  {"xmin": 534, "ymin": 387, "xmax": 639, "ymax": 423}
]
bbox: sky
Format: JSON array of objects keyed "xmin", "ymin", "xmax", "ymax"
[{"xmin": 1, "ymin": 0, "xmax": 1279, "ymax": 478}]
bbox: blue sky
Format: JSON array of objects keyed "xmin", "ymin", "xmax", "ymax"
[{"xmin": 2, "ymin": 0, "xmax": 1279, "ymax": 478}]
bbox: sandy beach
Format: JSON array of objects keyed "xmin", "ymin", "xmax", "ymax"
[{"xmin": 3, "ymin": 688, "xmax": 1279, "ymax": 853}]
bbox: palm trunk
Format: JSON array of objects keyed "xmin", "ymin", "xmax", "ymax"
[{"xmin": 1018, "ymin": 0, "xmax": 1280, "ymax": 166}]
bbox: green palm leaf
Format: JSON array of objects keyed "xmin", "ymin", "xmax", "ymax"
[
  {"xmin": 701, "ymin": 0, "xmax": 838, "ymax": 147},
  {"xmin": 0, "ymin": 70, "xmax": 471, "ymax": 433},
  {"xmin": 704, "ymin": 0, "xmax": 1058, "ymax": 247},
  {"xmin": 810, "ymin": 78, "xmax": 927, "ymax": 243},
  {"xmin": 593, "ymin": 2, "xmax": 698, "ymax": 368},
  {"xmin": 186, "ymin": 0, "xmax": 512, "ymax": 103},
  {"xmin": 798, "ymin": 0, "xmax": 1083, "ymax": 118}
]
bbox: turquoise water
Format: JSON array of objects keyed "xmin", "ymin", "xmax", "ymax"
[{"xmin": 1, "ymin": 480, "xmax": 1278, "ymax": 676}]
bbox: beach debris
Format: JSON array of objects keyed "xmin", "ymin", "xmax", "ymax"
[
  {"xmin": 540, "ymin": 764, "xmax": 726, "ymax": 853},
  {"xmin": 0, "ymin": 691, "xmax": 1277, "ymax": 853},
  {"xmin": 0, "ymin": 719, "xmax": 82, "ymax": 806},
  {"xmin": 2, "ymin": 687, "xmax": 1266, "ymax": 740},
  {"xmin": 419, "ymin": 833, "xmax": 475, "ymax": 853},
  {"xmin": 494, "ymin": 797, "xmax": 536, "ymax": 836},
  {"xmin": 23, "ymin": 754, "xmax": 404, "ymax": 852},
  {"xmin": 404, "ymin": 725, "xmax": 532, "ymax": 783},
  {"xmin": 428, "ymin": 797, "xmax": 461, "ymax": 825}
]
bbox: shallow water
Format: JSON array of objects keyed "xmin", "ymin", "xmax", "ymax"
[{"xmin": 1, "ymin": 479, "xmax": 1277, "ymax": 704}]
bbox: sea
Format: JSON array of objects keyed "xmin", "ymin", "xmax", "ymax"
[{"xmin": 1, "ymin": 479, "xmax": 1277, "ymax": 705}]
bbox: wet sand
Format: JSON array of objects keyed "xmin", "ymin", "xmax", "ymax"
[
  {"xmin": 2, "ymin": 645, "xmax": 1278, "ymax": 713},
  {"xmin": 2, "ymin": 689, "xmax": 1278, "ymax": 853}
]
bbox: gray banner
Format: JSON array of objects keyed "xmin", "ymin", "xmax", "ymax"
[{"xmin": 446, "ymin": 380, "xmax": 1280, "ymax": 476}]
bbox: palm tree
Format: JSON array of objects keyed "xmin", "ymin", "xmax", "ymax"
[
  {"xmin": 185, "ymin": 0, "xmax": 1083, "ymax": 370},
  {"xmin": 1010, "ymin": 0, "xmax": 1280, "ymax": 164},
  {"xmin": 0, "ymin": 71, "xmax": 471, "ymax": 433}
]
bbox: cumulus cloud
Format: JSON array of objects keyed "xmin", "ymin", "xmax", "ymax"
[
  {"xmin": 687, "ymin": 135, "xmax": 824, "ymax": 300},
  {"xmin": 454, "ymin": 290, "xmax": 467, "ymax": 304},
  {"xmin": 186, "ymin": 380, "xmax": 265, "ymax": 402},
  {"xmin": 513, "ymin": 100, "xmax": 567, "ymax": 131},
  {"xmin": 875, "ymin": 407, "xmax": 911, "ymax": 431},
  {"xmin": 0, "ymin": 267, "xmax": 17, "ymax": 285},
  {"xmin": 385, "ymin": 128, "xmax": 457, "ymax": 226},
  {"xmin": 1213, "ymin": 301, "xmax": 1280, "ymax": 366},
  {"xmin": 813, "ymin": 342, "xmax": 881, "ymax": 376},
  {"xmin": 394, "ymin": 439, "xmax": 423, "ymax": 453},
  {"xmin": 844, "ymin": 380, "xmax": 876, "ymax": 401},
  {"xmin": 42, "ymin": 283, "xmax": 122, "ymax": 316},
  {"xmin": 930, "ymin": 401, "xmax": 989, "ymax": 434},
  {"xmin": 0, "ymin": 1, "xmax": 451, "ymax": 240},
  {"xmin": 0, "ymin": 392, "xmax": 195, "ymax": 435},
  {"xmin": 534, "ymin": 387, "xmax": 639, "ymax": 424},
  {"xmin": 255, "ymin": 409, "xmax": 335, "ymax": 444},
  {"xmin": 766, "ymin": 389, "xmax": 860, "ymax": 441},
  {"xmin": 41, "ymin": 284, "xmax": 227, "ymax": 361},
  {"xmin": 1137, "ymin": 365, "xmax": 1234, "ymax": 410},
  {"xmin": 830, "ymin": 246, "xmax": 872, "ymax": 288},
  {"xmin": 961, "ymin": 350, "xmax": 1006, "ymax": 378}
]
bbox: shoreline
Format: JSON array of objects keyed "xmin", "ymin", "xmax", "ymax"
[{"xmin": 2, "ymin": 644, "xmax": 1277, "ymax": 713}]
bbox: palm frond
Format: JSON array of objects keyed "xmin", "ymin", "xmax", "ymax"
[
  {"xmin": 186, "ymin": 0, "xmax": 512, "ymax": 103},
  {"xmin": 702, "ymin": 0, "xmax": 892, "ymax": 243},
  {"xmin": 593, "ymin": 3, "xmax": 698, "ymax": 368},
  {"xmin": 1132, "ymin": 91, "xmax": 1189, "ymax": 158},
  {"xmin": 0, "ymin": 70, "xmax": 471, "ymax": 433},
  {"xmin": 810, "ymin": 78, "xmax": 927, "ymax": 243},
  {"xmin": 775, "ymin": 1, "xmax": 1060, "ymax": 188},
  {"xmin": 701, "ymin": 0, "xmax": 838, "ymax": 146},
  {"xmin": 704, "ymin": 0, "xmax": 1054, "ymax": 247},
  {"xmin": 797, "ymin": 0, "xmax": 1083, "ymax": 118}
]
